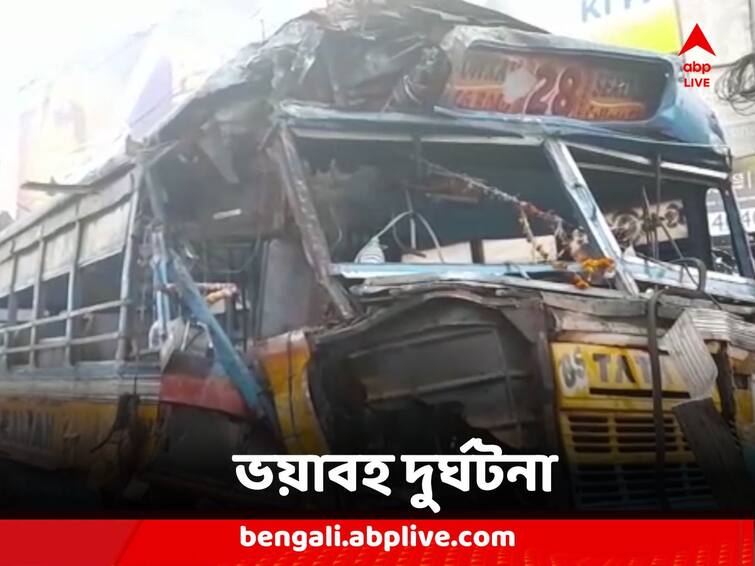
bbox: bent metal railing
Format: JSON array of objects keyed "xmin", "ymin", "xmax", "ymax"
[
  {"xmin": 0, "ymin": 175, "xmax": 140, "ymax": 371},
  {"xmin": 0, "ymin": 299, "xmax": 128, "ymax": 364}
]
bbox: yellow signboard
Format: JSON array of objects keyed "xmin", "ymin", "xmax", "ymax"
[
  {"xmin": 479, "ymin": 0, "xmax": 681, "ymax": 54},
  {"xmin": 584, "ymin": 0, "xmax": 681, "ymax": 53}
]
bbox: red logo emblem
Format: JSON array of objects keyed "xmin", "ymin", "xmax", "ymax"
[
  {"xmin": 679, "ymin": 24, "xmax": 715, "ymax": 88},
  {"xmin": 679, "ymin": 23, "xmax": 716, "ymax": 56}
]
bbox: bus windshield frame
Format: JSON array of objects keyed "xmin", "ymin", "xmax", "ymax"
[{"xmin": 278, "ymin": 109, "xmax": 755, "ymax": 303}]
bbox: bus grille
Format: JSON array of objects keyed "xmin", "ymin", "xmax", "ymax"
[{"xmin": 562, "ymin": 412, "xmax": 715, "ymax": 509}]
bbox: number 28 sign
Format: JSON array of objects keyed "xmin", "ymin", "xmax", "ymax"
[{"xmin": 441, "ymin": 47, "xmax": 666, "ymax": 123}]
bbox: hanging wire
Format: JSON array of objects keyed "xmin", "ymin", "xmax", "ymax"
[{"xmin": 716, "ymin": 53, "xmax": 755, "ymax": 115}]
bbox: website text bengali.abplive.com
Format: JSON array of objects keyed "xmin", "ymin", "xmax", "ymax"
[{"xmin": 240, "ymin": 523, "xmax": 516, "ymax": 553}]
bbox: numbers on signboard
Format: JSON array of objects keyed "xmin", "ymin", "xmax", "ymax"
[
  {"xmin": 525, "ymin": 64, "xmax": 557, "ymax": 115},
  {"xmin": 552, "ymin": 67, "xmax": 582, "ymax": 116},
  {"xmin": 712, "ymin": 213, "xmax": 726, "ymax": 233},
  {"xmin": 710, "ymin": 207, "xmax": 755, "ymax": 236},
  {"xmin": 525, "ymin": 64, "xmax": 582, "ymax": 117}
]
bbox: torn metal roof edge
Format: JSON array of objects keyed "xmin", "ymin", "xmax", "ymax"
[
  {"xmin": 0, "ymin": 159, "xmax": 137, "ymax": 248},
  {"xmin": 145, "ymin": 1, "xmax": 714, "ymax": 146},
  {"xmin": 3, "ymin": 135, "xmax": 186, "ymax": 249},
  {"xmin": 145, "ymin": 1, "xmax": 545, "ymax": 143}
]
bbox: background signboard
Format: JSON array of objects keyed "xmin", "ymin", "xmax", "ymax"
[
  {"xmin": 708, "ymin": 155, "xmax": 755, "ymax": 237},
  {"xmin": 475, "ymin": 0, "xmax": 682, "ymax": 52}
]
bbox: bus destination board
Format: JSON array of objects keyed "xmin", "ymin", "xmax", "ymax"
[{"xmin": 442, "ymin": 47, "xmax": 668, "ymax": 122}]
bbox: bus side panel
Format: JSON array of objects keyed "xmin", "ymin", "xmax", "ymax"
[{"xmin": 0, "ymin": 394, "xmax": 159, "ymax": 486}]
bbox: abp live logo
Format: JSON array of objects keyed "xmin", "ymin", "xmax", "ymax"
[{"xmin": 680, "ymin": 24, "xmax": 716, "ymax": 88}]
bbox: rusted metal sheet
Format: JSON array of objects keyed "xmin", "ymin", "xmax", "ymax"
[
  {"xmin": 15, "ymin": 245, "xmax": 40, "ymax": 290},
  {"xmin": 78, "ymin": 200, "xmax": 131, "ymax": 266},
  {"xmin": 687, "ymin": 308, "xmax": 755, "ymax": 351},
  {"xmin": 42, "ymin": 226, "xmax": 77, "ymax": 280},
  {"xmin": 661, "ymin": 310, "xmax": 717, "ymax": 401},
  {"xmin": 674, "ymin": 399, "xmax": 755, "ymax": 510},
  {"xmin": 314, "ymin": 295, "xmax": 547, "ymax": 451}
]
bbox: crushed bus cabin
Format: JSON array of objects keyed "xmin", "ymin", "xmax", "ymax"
[{"xmin": 2, "ymin": 0, "xmax": 755, "ymax": 511}]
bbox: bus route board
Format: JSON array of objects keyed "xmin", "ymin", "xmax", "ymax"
[{"xmin": 442, "ymin": 46, "xmax": 669, "ymax": 122}]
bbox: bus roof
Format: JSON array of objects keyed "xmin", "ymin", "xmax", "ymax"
[{"xmin": 147, "ymin": 0, "xmax": 725, "ymax": 155}]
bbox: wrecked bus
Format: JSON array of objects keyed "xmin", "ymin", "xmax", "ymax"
[{"xmin": 2, "ymin": 0, "xmax": 755, "ymax": 510}]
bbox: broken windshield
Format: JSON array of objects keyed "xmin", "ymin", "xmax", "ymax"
[
  {"xmin": 298, "ymin": 137, "xmax": 614, "ymax": 288},
  {"xmin": 569, "ymin": 145, "xmax": 755, "ymax": 300}
]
